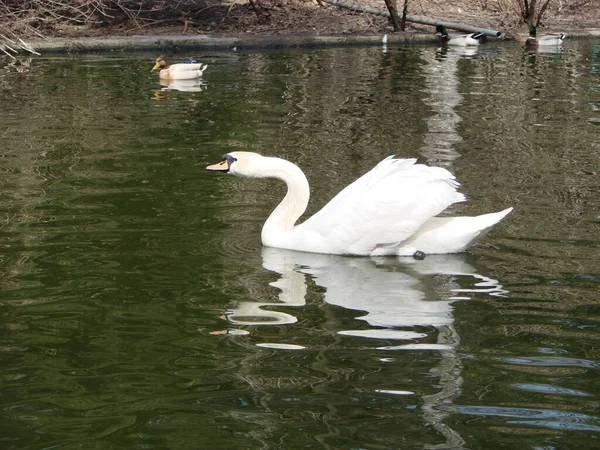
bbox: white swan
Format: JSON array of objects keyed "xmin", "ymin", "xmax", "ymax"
[{"xmin": 206, "ymin": 152, "xmax": 513, "ymax": 257}]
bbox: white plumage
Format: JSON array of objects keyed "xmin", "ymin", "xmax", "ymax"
[
  {"xmin": 526, "ymin": 25, "xmax": 566, "ymax": 47},
  {"xmin": 435, "ymin": 25, "xmax": 484, "ymax": 47},
  {"xmin": 530, "ymin": 33, "xmax": 566, "ymax": 47},
  {"xmin": 207, "ymin": 152, "xmax": 513, "ymax": 256},
  {"xmin": 151, "ymin": 56, "xmax": 207, "ymax": 80}
]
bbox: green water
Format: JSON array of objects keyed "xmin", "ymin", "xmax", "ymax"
[{"xmin": 1, "ymin": 40, "xmax": 599, "ymax": 449}]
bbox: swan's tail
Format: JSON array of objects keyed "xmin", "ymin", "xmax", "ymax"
[
  {"xmin": 474, "ymin": 207, "xmax": 513, "ymax": 230},
  {"xmin": 455, "ymin": 207, "xmax": 514, "ymax": 249},
  {"xmin": 384, "ymin": 207, "xmax": 514, "ymax": 256}
]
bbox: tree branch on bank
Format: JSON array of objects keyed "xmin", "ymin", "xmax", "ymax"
[
  {"xmin": 516, "ymin": 0, "xmax": 554, "ymax": 26},
  {"xmin": 382, "ymin": 0, "xmax": 400, "ymax": 31},
  {"xmin": 0, "ymin": 0, "xmax": 217, "ymax": 56}
]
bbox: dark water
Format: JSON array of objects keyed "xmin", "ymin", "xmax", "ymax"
[{"xmin": 1, "ymin": 40, "xmax": 599, "ymax": 449}]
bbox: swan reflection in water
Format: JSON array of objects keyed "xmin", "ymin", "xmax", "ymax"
[
  {"xmin": 225, "ymin": 248, "xmax": 507, "ymax": 448},
  {"xmin": 227, "ymin": 247, "xmax": 507, "ymax": 336}
]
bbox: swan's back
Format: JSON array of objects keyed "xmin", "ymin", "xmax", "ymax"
[{"xmin": 293, "ymin": 157, "xmax": 466, "ymax": 255}]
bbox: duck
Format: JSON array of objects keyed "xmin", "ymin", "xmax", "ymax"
[
  {"xmin": 151, "ymin": 55, "xmax": 207, "ymax": 80},
  {"xmin": 206, "ymin": 152, "xmax": 513, "ymax": 257},
  {"xmin": 525, "ymin": 25, "xmax": 565, "ymax": 47},
  {"xmin": 435, "ymin": 25, "xmax": 484, "ymax": 47},
  {"xmin": 504, "ymin": 28, "xmax": 529, "ymax": 44}
]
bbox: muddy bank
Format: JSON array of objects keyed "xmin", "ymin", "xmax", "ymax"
[
  {"xmin": 29, "ymin": 32, "xmax": 425, "ymax": 53},
  {"xmin": 8, "ymin": 0, "xmax": 599, "ymax": 54},
  {"xmin": 26, "ymin": 27, "xmax": 600, "ymax": 54}
]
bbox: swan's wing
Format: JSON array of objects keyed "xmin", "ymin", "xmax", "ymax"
[{"xmin": 296, "ymin": 157, "xmax": 466, "ymax": 255}]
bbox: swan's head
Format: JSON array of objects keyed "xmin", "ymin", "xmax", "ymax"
[{"xmin": 206, "ymin": 152, "xmax": 269, "ymax": 178}]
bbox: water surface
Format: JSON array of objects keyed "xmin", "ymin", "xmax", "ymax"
[{"xmin": 1, "ymin": 40, "xmax": 599, "ymax": 449}]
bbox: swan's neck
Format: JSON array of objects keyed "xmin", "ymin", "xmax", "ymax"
[{"xmin": 259, "ymin": 157, "xmax": 310, "ymax": 243}]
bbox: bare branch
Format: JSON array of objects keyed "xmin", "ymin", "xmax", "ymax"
[{"xmin": 536, "ymin": 0, "xmax": 554, "ymax": 26}]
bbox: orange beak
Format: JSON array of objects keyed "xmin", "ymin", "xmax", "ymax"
[{"xmin": 206, "ymin": 160, "xmax": 230, "ymax": 171}]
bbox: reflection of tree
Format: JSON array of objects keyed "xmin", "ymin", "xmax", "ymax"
[
  {"xmin": 232, "ymin": 47, "xmax": 430, "ymax": 214},
  {"xmin": 419, "ymin": 46, "xmax": 473, "ymax": 168},
  {"xmin": 454, "ymin": 41, "xmax": 599, "ymax": 278},
  {"xmin": 0, "ymin": 56, "xmax": 222, "ymax": 305}
]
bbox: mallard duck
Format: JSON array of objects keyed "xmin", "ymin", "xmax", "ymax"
[
  {"xmin": 526, "ymin": 25, "xmax": 565, "ymax": 47},
  {"xmin": 435, "ymin": 25, "xmax": 484, "ymax": 47},
  {"xmin": 207, "ymin": 152, "xmax": 513, "ymax": 257},
  {"xmin": 151, "ymin": 55, "xmax": 207, "ymax": 80}
]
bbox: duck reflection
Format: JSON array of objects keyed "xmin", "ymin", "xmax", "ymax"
[
  {"xmin": 159, "ymin": 78, "xmax": 208, "ymax": 92},
  {"xmin": 527, "ymin": 45, "xmax": 564, "ymax": 56},
  {"xmin": 449, "ymin": 46, "xmax": 479, "ymax": 57}
]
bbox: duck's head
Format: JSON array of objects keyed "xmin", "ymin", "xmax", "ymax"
[
  {"xmin": 207, "ymin": 152, "xmax": 267, "ymax": 177},
  {"xmin": 435, "ymin": 25, "xmax": 448, "ymax": 36},
  {"xmin": 152, "ymin": 56, "xmax": 169, "ymax": 71},
  {"xmin": 528, "ymin": 24, "xmax": 537, "ymax": 37}
]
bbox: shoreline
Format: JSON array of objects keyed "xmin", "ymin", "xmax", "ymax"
[{"xmin": 28, "ymin": 29, "xmax": 600, "ymax": 54}]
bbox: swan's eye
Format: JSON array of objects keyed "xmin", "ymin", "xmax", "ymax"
[{"xmin": 224, "ymin": 154, "xmax": 237, "ymax": 166}]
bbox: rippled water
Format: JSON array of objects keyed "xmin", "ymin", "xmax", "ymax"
[{"xmin": 1, "ymin": 39, "xmax": 599, "ymax": 449}]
